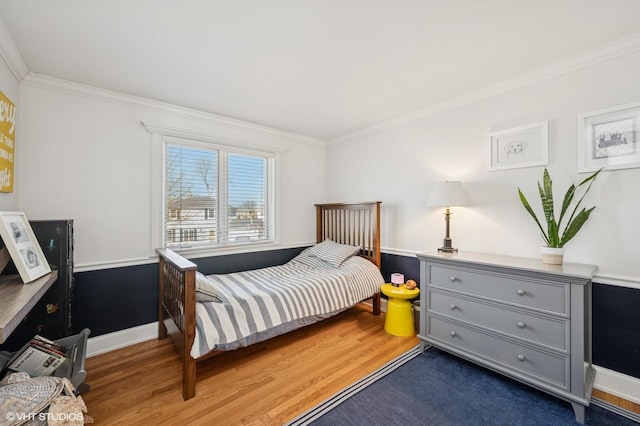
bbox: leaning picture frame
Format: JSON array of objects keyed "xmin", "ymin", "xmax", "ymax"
[
  {"xmin": 577, "ymin": 101, "xmax": 640, "ymax": 173},
  {"xmin": 0, "ymin": 211, "xmax": 51, "ymax": 283},
  {"xmin": 488, "ymin": 121, "xmax": 548, "ymax": 171}
]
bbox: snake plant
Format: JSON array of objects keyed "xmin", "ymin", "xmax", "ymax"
[{"xmin": 517, "ymin": 168, "xmax": 602, "ymax": 248}]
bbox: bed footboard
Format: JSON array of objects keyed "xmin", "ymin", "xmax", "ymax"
[{"xmin": 157, "ymin": 248, "xmax": 197, "ymax": 400}]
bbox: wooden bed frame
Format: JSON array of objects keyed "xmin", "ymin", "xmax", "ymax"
[{"xmin": 157, "ymin": 201, "xmax": 382, "ymax": 400}]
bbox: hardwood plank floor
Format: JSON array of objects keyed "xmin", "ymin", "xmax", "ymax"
[{"xmin": 83, "ymin": 303, "xmax": 418, "ymax": 425}]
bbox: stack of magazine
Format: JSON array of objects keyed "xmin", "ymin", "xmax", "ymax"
[{"xmin": 5, "ymin": 335, "xmax": 67, "ymax": 377}]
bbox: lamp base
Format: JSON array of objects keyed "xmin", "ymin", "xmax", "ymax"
[
  {"xmin": 438, "ymin": 234, "xmax": 457, "ymax": 253},
  {"xmin": 437, "ymin": 209, "xmax": 460, "ymax": 254},
  {"xmin": 438, "ymin": 247, "xmax": 458, "ymax": 253}
]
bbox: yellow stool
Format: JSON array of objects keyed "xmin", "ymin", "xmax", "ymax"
[{"xmin": 381, "ymin": 283, "xmax": 420, "ymax": 336}]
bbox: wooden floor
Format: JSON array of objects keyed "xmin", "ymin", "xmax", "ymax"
[
  {"xmin": 593, "ymin": 389, "xmax": 640, "ymax": 416},
  {"xmin": 82, "ymin": 304, "xmax": 639, "ymax": 425},
  {"xmin": 83, "ymin": 303, "xmax": 418, "ymax": 425}
]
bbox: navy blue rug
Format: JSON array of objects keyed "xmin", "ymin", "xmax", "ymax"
[{"xmin": 288, "ymin": 346, "xmax": 639, "ymax": 426}]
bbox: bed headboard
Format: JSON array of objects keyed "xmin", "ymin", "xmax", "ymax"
[{"xmin": 315, "ymin": 202, "xmax": 381, "ymax": 269}]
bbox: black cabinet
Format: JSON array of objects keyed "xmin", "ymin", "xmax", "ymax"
[{"xmin": 0, "ymin": 220, "xmax": 73, "ymax": 352}]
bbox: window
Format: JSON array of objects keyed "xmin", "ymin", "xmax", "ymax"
[{"xmin": 164, "ymin": 139, "xmax": 275, "ymax": 249}]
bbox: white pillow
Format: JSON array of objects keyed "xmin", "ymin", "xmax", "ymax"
[
  {"xmin": 195, "ymin": 272, "xmax": 222, "ymax": 303},
  {"xmin": 308, "ymin": 239, "xmax": 361, "ymax": 267}
]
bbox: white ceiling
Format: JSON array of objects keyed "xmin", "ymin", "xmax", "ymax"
[{"xmin": 1, "ymin": 1, "xmax": 640, "ymax": 141}]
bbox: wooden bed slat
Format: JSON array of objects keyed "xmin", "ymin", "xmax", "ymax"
[{"xmin": 315, "ymin": 202, "xmax": 381, "ymax": 268}]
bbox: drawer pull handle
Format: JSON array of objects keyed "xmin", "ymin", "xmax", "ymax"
[
  {"xmin": 450, "ymin": 304, "xmax": 457, "ymax": 310},
  {"xmin": 517, "ymin": 289, "xmax": 526, "ymax": 296},
  {"xmin": 450, "ymin": 276, "xmax": 457, "ymax": 282},
  {"xmin": 517, "ymin": 322, "xmax": 525, "ymax": 329},
  {"xmin": 517, "ymin": 354, "xmax": 526, "ymax": 361},
  {"xmin": 450, "ymin": 331, "xmax": 457, "ymax": 337}
]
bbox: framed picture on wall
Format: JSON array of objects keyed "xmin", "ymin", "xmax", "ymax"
[
  {"xmin": 577, "ymin": 101, "xmax": 640, "ymax": 173},
  {"xmin": 488, "ymin": 121, "xmax": 548, "ymax": 171},
  {"xmin": 0, "ymin": 211, "xmax": 51, "ymax": 282}
]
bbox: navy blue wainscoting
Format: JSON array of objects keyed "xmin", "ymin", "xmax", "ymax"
[
  {"xmin": 194, "ymin": 247, "xmax": 307, "ymax": 275},
  {"xmin": 73, "ymin": 263, "xmax": 159, "ymax": 337},
  {"xmin": 380, "ymin": 252, "xmax": 420, "ymax": 285},
  {"xmin": 73, "ymin": 247, "xmax": 307, "ymax": 338},
  {"xmin": 592, "ymin": 282, "xmax": 640, "ymax": 379}
]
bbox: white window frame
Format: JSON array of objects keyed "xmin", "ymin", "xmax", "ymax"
[{"xmin": 144, "ymin": 121, "xmax": 287, "ymax": 256}]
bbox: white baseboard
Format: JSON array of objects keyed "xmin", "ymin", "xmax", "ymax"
[
  {"xmin": 360, "ymin": 297, "xmax": 389, "ymax": 313},
  {"xmin": 87, "ymin": 322, "xmax": 157, "ymax": 357},
  {"xmin": 594, "ymin": 364, "xmax": 640, "ymax": 405}
]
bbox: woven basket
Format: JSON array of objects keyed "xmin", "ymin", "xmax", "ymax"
[{"xmin": 0, "ymin": 376, "xmax": 64, "ymax": 425}]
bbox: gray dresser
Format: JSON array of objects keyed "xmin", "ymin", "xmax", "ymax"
[{"xmin": 417, "ymin": 251, "xmax": 597, "ymax": 423}]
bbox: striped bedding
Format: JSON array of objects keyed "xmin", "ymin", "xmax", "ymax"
[{"xmin": 191, "ymin": 249, "xmax": 384, "ymax": 358}]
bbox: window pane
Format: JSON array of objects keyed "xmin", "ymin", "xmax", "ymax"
[
  {"xmin": 228, "ymin": 153, "xmax": 268, "ymax": 243},
  {"xmin": 165, "ymin": 144, "xmax": 218, "ymax": 247},
  {"xmin": 163, "ymin": 140, "xmax": 274, "ymax": 249}
]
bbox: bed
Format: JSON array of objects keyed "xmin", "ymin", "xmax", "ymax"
[{"xmin": 157, "ymin": 201, "xmax": 383, "ymax": 400}]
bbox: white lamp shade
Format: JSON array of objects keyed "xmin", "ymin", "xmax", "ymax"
[{"xmin": 426, "ymin": 181, "xmax": 470, "ymax": 207}]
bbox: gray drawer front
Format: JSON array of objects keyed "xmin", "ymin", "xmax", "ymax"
[
  {"xmin": 428, "ymin": 290, "xmax": 569, "ymax": 352},
  {"xmin": 428, "ymin": 316, "xmax": 569, "ymax": 389},
  {"xmin": 428, "ymin": 264, "xmax": 568, "ymax": 315}
]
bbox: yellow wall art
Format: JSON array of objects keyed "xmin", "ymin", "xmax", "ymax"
[{"xmin": 0, "ymin": 91, "xmax": 15, "ymax": 193}]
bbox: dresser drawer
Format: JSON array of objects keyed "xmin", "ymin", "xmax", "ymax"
[
  {"xmin": 428, "ymin": 264, "xmax": 568, "ymax": 315},
  {"xmin": 427, "ymin": 316, "xmax": 569, "ymax": 389},
  {"xmin": 428, "ymin": 290, "xmax": 569, "ymax": 352}
]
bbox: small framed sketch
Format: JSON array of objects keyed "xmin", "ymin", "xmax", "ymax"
[
  {"xmin": 488, "ymin": 121, "xmax": 548, "ymax": 171},
  {"xmin": 578, "ymin": 101, "xmax": 640, "ymax": 173},
  {"xmin": 0, "ymin": 212, "xmax": 51, "ymax": 282}
]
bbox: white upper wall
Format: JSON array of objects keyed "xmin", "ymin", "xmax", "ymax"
[
  {"xmin": 15, "ymin": 77, "xmax": 327, "ymax": 269},
  {"xmin": 327, "ymin": 51, "xmax": 640, "ymax": 283}
]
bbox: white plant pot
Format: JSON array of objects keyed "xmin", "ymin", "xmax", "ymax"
[{"xmin": 541, "ymin": 247, "xmax": 564, "ymax": 265}]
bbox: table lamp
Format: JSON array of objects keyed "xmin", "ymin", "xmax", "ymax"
[{"xmin": 426, "ymin": 181, "xmax": 470, "ymax": 253}]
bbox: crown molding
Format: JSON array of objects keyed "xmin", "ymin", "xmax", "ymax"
[
  {"xmin": 0, "ymin": 17, "xmax": 29, "ymax": 81},
  {"xmin": 329, "ymin": 32, "xmax": 640, "ymax": 145},
  {"xmin": 20, "ymin": 72, "xmax": 326, "ymax": 147}
]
